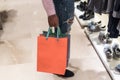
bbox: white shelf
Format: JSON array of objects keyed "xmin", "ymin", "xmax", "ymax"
[
  {"xmin": 75, "ymin": 2, "xmax": 120, "ymax": 80},
  {"xmin": 84, "ymin": 28, "xmax": 120, "ymax": 80}
]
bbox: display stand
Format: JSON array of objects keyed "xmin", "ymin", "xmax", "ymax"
[
  {"xmin": 84, "ymin": 28, "xmax": 120, "ymax": 80},
  {"xmin": 75, "ymin": 1, "xmax": 120, "ymax": 80},
  {"xmin": 74, "ymin": 2, "xmax": 94, "ymax": 28}
]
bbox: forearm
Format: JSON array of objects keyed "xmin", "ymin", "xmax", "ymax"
[{"xmin": 42, "ymin": 0, "xmax": 56, "ymax": 16}]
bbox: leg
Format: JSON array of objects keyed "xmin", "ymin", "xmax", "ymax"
[
  {"xmin": 107, "ymin": 12, "xmax": 119, "ymax": 38},
  {"xmin": 53, "ymin": 0, "xmax": 75, "ymax": 78},
  {"xmin": 53, "ymin": 0, "xmax": 74, "ymax": 34}
]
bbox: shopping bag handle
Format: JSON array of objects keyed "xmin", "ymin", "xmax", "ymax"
[
  {"xmin": 57, "ymin": 27, "xmax": 61, "ymax": 38},
  {"xmin": 46, "ymin": 27, "xmax": 52, "ymax": 39},
  {"xmin": 46, "ymin": 27, "xmax": 61, "ymax": 40}
]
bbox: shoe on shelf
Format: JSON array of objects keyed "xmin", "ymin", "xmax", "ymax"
[
  {"xmin": 98, "ymin": 32, "xmax": 112, "ymax": 44},
  {"xmin": 115, "ymin": 64, "xmax": 120, "ymax": 73},
  {"xmin": 89, "ymin": 21, "xmax": 106, "ymax": 31},
  {"xmin": 79, "ymin": 10, "xmax": 88, "ymax": 19},
  {"xmin": 87, "ymin": 24, "xmax": 106, "ymax": 32},
  {"xmin": 86, "ymin": 20, "xmax": 101, "ymax": 27},
  {"xmin": 79, "ymin": 13, "xmax": 85, "ymax": 19},
  {"xmin": 95, "ymin": 25, "xmax": 106, "ymax": 31},
  {"xmin": 99, "ymin": 26, "xmax": 106, "ymax": 31},
  {"xmin": 56, "ymin": 69, "xmax": 74, "ymax": 78},
  {"xmin": 112, "ymin": 43, "xmax": 120, "ymax": 60},
  {"xmin": 77, "ymin": 1, "xmax": 87, "ymax": 11},
  {"xmin": 94, "ymin": 21, "xmax": 101, "ymax": 25},
  {"xmin": 105, "ymin": 33, "xmax": 113, "ymax": 43},
  {"xmin": 82, "ymin": 11, "xmax": 94, "ymax": 20},
  {"xmin": 90, "ymin": 21, "xmax": 101, "ymax": 26},
  {"xmin": 104, "ymin": 44, "xmax": 113, "ymax": 62}
]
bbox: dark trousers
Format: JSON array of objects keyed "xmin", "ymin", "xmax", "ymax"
[
  {"xmin": 114, "ymin": 0, "xmax": 120, "ymax": 12},
  {"xmin": 53, "ymin": 0, "xmax": 74, "ymax": 67},
  {"xmin": 108, "ymin": 12, "xmax": 120, "ymax": 38},
  {"xmin": 113, "ymin": 0, "xmax": 120, "ymax": 18},
  {"xmin": 53, "ymin": 0, "xmax": 74, "ymax": 34}
]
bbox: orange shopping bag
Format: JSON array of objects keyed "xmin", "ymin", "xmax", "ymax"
[{"xmin": 37, "ymin": 27, "xmax": 68, "ymax": 75}]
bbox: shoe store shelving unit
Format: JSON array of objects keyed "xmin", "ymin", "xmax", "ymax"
[
  {"xmin": 74, "ymin": 2, "xmax": 94, "ymax": 29},
  {"xmin": 75, "ymin": 2, "xmax": 120, "ymax": 80}
]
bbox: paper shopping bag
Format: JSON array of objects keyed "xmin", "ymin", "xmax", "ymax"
[{"xmin": 37, "ymin": 34, "xmax": 68, "ymax": 75}]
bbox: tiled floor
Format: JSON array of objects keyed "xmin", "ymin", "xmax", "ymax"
[{"xmin": 0, "ymin": 0, "xmax": 111, "ymax": 80}]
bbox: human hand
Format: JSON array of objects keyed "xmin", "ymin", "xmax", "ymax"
[{"xmin": 48, "ymin": 14, "xmax": 59, "ymax": 27}]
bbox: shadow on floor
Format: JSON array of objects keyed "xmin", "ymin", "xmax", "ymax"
[{"xmin": 53, "ymin": 58, "xmax": 111, "ymax": 80}]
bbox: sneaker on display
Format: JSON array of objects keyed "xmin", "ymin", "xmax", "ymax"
[
  {"xmin": 104, "ymin": 44, "xmax": 113, "ymax": 62},
  {"xmin": 98, "ymin": 32, "xmax": 112, "ymax": 44},
  {"xmin": 112, "ymin": 43, "xmax": 120, "ymax": 60},
  {"xmin": 87, "ymin": 23, "xmax": 106, "ymax": 32},
  {"xmin": 79, "ymin": 10, "xmax": 94, "ymax": 20},
  {"xmin": 115, "ymin": 64, "xmax": 120, "ymax": 73},
  {"xmin": 82, "ymin": 11, "xmax": 94, "ymax": 20}
]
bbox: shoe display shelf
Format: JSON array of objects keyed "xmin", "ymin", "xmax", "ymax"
[
  {"xmin": 74, "ymin": 2, "xmax": 94, "ymax": 29},
  {"xmin": 75, "ymin": 1, "xmax": 120, "ymax": 80},
  {"xmin": 84, "ymin": 28, "xmax": 120, "ymax": 80}
]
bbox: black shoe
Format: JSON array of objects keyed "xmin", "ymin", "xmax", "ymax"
[
  {"xmin": 79, "ymin": 11, "xmax": 87, "ymax": 19},
  {"xmin": 77, "ymin": 1, "xmax": 87, "ymax": 11},
  {"xmin": 56, "ymin": 69, "xmax": 74, "ymax": 78},
  {"xmin": 82, "ymin": 12, "xmax": 94, "ymax": 20},
  {"xmin": 79, "ymin": 14, "xmax": 84, "ymax": 18}
]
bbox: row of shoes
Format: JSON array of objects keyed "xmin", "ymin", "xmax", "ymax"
[
  {"xmin": 104, "ymin": 43, "xmax": 120, "ymax": 62},
  {"xmin": 87, "ymin": 21, "xmax": 106, "ymax": 32},
  {"xmin": 100, "ymin": 33, "xmax": 120, "ymax": 74},
  {"xmin": 77, "ymin": 1, "xmax": 94, "ymax": 20}
]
